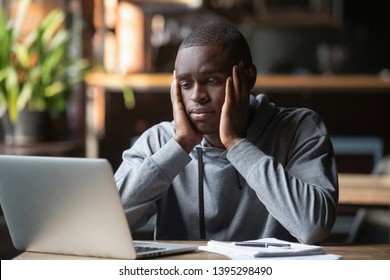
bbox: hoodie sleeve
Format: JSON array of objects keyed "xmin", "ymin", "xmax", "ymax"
[
  {"xmin": 226, "ymin": 115, "xmax": 338, "ymax": 245},
  {"xmin": 115, "ymin": 131, "xmax": 192, "ymax": 229}
]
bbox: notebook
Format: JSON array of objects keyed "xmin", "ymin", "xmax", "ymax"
[{"xmin": 0, "ymin": 155, "xmax": 197, "ymax": 259}]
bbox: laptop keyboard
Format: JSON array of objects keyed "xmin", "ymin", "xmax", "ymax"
[{"xmin": 135, "ymin": 246, "xmax": 165, "ymax": 253}]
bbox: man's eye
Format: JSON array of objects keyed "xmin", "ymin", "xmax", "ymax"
[
  {"xmin": 180, "ymin": 82, "xmax": 192, "ymax": 89},
  {"xmin": 207, "ymin": 78, "xmax": 221, "ymax": 85}
]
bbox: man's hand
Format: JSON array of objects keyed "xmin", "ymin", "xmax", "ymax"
[
  {"xmin": 171, "ymin": 72, "xmax": 203, "ymax": 153},
  {"xmin": 220, "ymin": 62, "xmax": 250, "ymax": 150}
]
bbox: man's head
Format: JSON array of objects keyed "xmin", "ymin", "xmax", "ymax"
[
  {"xmin": 179, "ymin": 22, "xmax": 253, "ymax": 68},
  {"xmin": 174, "ymin": 22, "xmax": 256, "ymax": 143}
]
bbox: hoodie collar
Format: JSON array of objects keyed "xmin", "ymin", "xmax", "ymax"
[{"xmin": 246, "ymin": 94, "xmax": 277, "ymax": 144}]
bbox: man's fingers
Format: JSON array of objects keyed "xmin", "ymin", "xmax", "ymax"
[
  {"xmin": 170, "ymin": 71, "xmax": 176, "ymax": 102},
  {"xmin": 232, "ymin": 65, "xmax": 241, "ymax": 102},
  {"xmin": 225, "ymin": 76, "xmax": 233, "ymax": 107},
  {"xmin": 170, "ymin": 72, "xmax": 184, "ymax": 110}
]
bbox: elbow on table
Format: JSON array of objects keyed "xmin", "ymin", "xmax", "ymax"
[
  {"xmin": 297, "ymin": 195, "xmax": 337, "ymax": 244},
  {"xmin": 296, "ymin": 222, "xmax": 334, "ymax": 245}
]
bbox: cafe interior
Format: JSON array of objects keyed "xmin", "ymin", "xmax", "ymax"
[{"xmin": 0, "ymin": 0, "xmax": 389, "ymax": 259}]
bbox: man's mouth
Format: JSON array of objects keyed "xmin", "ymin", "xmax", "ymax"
[{"xmin": 189, "ymin": 108, "xmax": 214, "ymax": 121}]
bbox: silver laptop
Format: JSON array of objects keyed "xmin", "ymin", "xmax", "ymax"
[{"xmin": 0, "ymin": 155, "xmax": 197, "ymax": 259}]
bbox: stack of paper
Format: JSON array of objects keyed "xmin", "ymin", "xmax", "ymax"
[{"xmin": 200, "ymin": 238, "xmax": 341, "ymax": 260}]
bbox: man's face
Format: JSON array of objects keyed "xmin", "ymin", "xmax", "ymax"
[{"xmin": 174, "ymin": 45, "xmax": 235, "ymax": 136}]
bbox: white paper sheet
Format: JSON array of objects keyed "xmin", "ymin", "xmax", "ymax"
[{"xmin": 199, "ymin": 238, "xmax": 341, "ymax": 260}]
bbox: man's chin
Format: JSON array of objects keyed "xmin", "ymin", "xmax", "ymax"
[
  {"xmin": 190, "ymin": 119, "xmax": 219, "ymax": 135},
  {"xmin": 195, "ymin": 126, "xmax": 218, "ymax": 136}
]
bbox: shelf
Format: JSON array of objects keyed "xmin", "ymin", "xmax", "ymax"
[
  {"xmin": 85, "ymin": 72, "xmax": 390, "ymax": 93},
  {"xmin": 255, "ymin": 75, "xmax": 390, "ymax": 91},
  {"xmin": 243, "ymin": 14, "xmax": 342, "ymax": 28}
]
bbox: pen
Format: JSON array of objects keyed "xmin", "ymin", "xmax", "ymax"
[{"xmin": 235, "ymin": 242, "xmax": 291, "ymax": 248}]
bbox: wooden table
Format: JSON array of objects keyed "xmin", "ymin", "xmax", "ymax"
[
  {"xmin": 13, "ymin": 242, "xmax": 390, "ymax": 260},
  {"xmin": 338, "ymin": 173, "xmax": 390, "ymax": 206}
]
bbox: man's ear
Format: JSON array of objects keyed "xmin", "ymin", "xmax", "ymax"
[{"xmin": 246, "ymin": 64, "xmax": 257, "ymax": 90}]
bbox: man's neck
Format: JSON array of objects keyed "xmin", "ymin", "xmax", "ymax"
[{"xmin": 204, "ymin": 135, "xmax": 225, "ymax": 149}]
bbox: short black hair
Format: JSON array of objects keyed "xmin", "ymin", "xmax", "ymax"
[{"xmin": 179, "ymin": 22, "xmax": 253, "ymax": 65}]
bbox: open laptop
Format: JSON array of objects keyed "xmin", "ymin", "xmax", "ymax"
[{"xmin": 0, "ymin": 155, "xmax": 197, "ymax": 259}]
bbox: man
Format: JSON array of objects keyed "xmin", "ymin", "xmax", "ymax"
[{"xmin": 115, "ymin": 22, "xmax": 338, "ymax": 244}]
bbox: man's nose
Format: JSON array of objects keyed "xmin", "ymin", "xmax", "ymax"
[{"xmin": 191, "ymin": 84, "xmax": 209, "ymax": 104}]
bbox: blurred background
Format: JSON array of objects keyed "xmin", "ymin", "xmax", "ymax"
[
  {"xmin": 2, "ymin": 0, "xmax": 388, "ymax": 170},
  {"xmin": 0, "ymin": 0, "xmax": 389, "ymax": 258}
]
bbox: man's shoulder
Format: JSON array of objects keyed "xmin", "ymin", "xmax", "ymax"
[
  {"xmin": 142, "ymin": 121, "xmax": 175, "ymax": 139},
  {"xmin": 131, "ymin": 121, "xmax": 175, "ymax": 150},
  {"xmin": 276, "ymin": 106, "xmax": 328, "ymax": 136},
  {"xmin": 278, "ymin": 106, "xmax": 321, "ymax": 120},
  {"xmin": 154, "ymin": 120, "xmax": 175, "ymax": 130},
  {"xmin": 254, "ymin": 94, "xmax": 321, "ymax": 120},
  {"xmin": 144, "ymin": 120, "xmax": 173, "ymax": 132}
]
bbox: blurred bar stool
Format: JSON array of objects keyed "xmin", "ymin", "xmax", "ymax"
[
  {"xmin": 329, "ymin": 135, "xmax": 385, "ymax": 244},
  {"xmin": 331, "ymin": 136, "xmax": 384, "ymax": 170}
]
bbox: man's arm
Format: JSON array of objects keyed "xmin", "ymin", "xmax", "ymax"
[
  {"xmin": 220, "ymin": 62, "xmax": 337, "ymax": 244},
  {"xmin": 115, "ymin": 73, "xmax": 200, "ymax": 229},
  {"xmin": 115, "ymin": 131, "xmax": 192, "ymax": 229},
  {"xmin": 227, "ymin": 133, "xmax": 338, "ymax": 245}
]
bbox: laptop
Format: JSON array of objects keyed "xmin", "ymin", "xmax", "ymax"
[{"xmin": 0, "ymin": 155, "xmax": 197, "ymax": 259}]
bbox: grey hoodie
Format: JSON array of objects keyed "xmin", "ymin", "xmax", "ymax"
[{"xmin": 115, "ymin": 94, "xmax": 338, "ymax": 244}]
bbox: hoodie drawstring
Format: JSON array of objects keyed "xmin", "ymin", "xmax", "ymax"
[{"xmin": 196, "ymin": 147, "xmax": 206, "ymax": 240}]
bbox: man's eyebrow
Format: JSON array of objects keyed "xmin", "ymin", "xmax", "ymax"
[
  {"xmin": 175, "ymin": 68, "xmax": 230, "ymax": 81},
  {"xmin": 175, "ymin": 73, "xmax": 191, "ymax": 81},
  {"xmin": 199, "ymin": 69, "xmax": 227, "ymax": 75}
]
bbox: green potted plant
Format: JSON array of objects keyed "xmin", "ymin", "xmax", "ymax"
[{"xmin": 0, "ymin": 0, "xmax": 89, "ymax": 145}]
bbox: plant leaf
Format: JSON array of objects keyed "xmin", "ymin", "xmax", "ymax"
[
  {"xmin": 41, "ymin": 9, "xmax": 65, "ymax": 45},
  {"xmin": 123, "ymin": 86, "xmax": 136, "ymax": 109},
  {"xmin": 48, "ymin": 29, "xmax": 69, "ymax": 51},
  {"xmin": 0, "ymin": 90, "xmax": 6, "ymax": 108},
  {"xmin": 23, "ymin": 28, "xmax": 39, "ymax": 48},
  {"xmin": 0, "ymin": 11, "xmax": 13, "ymax": 69},
  {"xmin": 0, "ymin": 79, "xmax": 7, "ymax": 107},
  {"xmin": 5, "ymin": 67, "xmax": 20, "ymax": 123},
  {"xmin": 11, "ymin": 0, "xmax": 30, "ymax": 40},
  {"xmin": 0, "ymin": 69, "xmax": 6, "ymax": 106},
  {"xmin": 12, "ymin": 43, "xmax": 30, "ymax": 68},
  {"xmin": 16, "ymin": 82, "xmax": 32, "ymax": 110},
  {"xmin": 44, "ymin": 81, "xmax": 65, "ymax": 97}
]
